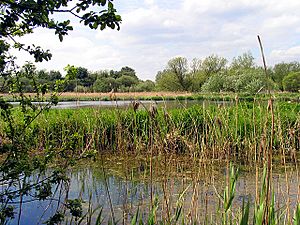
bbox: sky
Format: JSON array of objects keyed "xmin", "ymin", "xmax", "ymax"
[{"xmin": 12, "ymin": 0, "xmax": 300, "ymax": 81}]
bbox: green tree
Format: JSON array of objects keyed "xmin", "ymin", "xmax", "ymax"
[
  {"xmin": 36, "ymin": 69, "xmax": 50, "ymax": 80},
  {"xmin": 119, "ymin": 66, "xmax": 138, "ymax": 79},
  {"xmin": 49, "ymin": 70, "xmax": 62, "ymax": 81},
  {"xmin": 16, "ymin": 62, "xmax": 37, "ymax": 92},
  {"xmin": 109, "ymin": 69, "xmax": 120, "ymax": 79},
  {"xmin": 186, "ymin": 58, "xmax": 203, "ymax": 91},
  {"xmin": 76, "ymin": 67, "xmax": 89, "ymax": 80},
  {"xmin": 230, "ymin": 52, "xmax": 255, "ymax": 71},
  {"xmin": 76, "ymin": 67, "xmax": 98, "ymax": 88},
  {"xmin": 155, "ymin": 70, "xmax": 183, "ymax": 91},
  {"xmin": 117, "ymin": 75, "xmax": 138, "ymax": 91},
  {"xmin": 201, "ymin": 54, "xmax": 228, "ymax": 77},
  {"xmin": 202, "ymin": 68, "xmax": 274, "ymax": 94},
  {"xmin": 0, "ymin": 0, "xmax": 121, "ymax": 223},
  {"xmin": 93, "ymin": 70, "xmax": 110, "ymax": 79},
  {"xmin": 34, "ymin": 69, "xmax": 62, "ymax": 91},
  {"xmin": 134, "ymin": 80, "xmax": 155, "ymax": 92},
  {"xmin": 167, "ymin": 57, "xmax": 189, "ymax": 91},
  {"xmin": 201, "ymin": 72, "xmax": 227, "ymax": 92},
  {"xmin": 93, "ymin": 77, "xmax": 118, "ymax": 92},
  {"xmin": 272, "ymin": 62, "xmax": 300, "ymax": 91},
  {"xmin": 196, "ymin": 54, "xmax": 228, "ymax": 88},
  {"xmin": 188, "ymin": 71, "xmax": 207, "ymax": 92},
  {"xmin": 227, "ymin": 68, "xmax": 271, "ymax": 94},
  {"xmin": 282, "ymin": 72, "xmax": 300, "ymax": 92},
  {"xmin": 190, "ymin": 58, "xmax": 202, "ymax": 74}
]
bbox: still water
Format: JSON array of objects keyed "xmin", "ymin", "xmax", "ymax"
[
  {"xmin": 10, "ymin": 99, "xmax": 232, "ymax": 109},
  {"xmin": 10, "ymin": 156, "xmax": 300, "ymax": 224}
]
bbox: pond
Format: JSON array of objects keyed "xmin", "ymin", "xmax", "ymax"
[
  {"xmin": 9, "ymin": 155, "xmax": 300, "ymax": 224},
  {"xmin": 10, "ymin": 99, "xmax": 233, "ymax": 109}
]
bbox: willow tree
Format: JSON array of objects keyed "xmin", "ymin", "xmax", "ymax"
[{"xmin": 167, "ymin": 57, "xmax": 189, "ymax": 91}]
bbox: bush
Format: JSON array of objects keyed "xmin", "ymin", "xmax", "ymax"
[
  {"xmin": 75, "ymin": 85, "xmax": 86, "ymax": 93},
  {"xmin": 201, "ymin": 72, "xmax": 227, "ymax": 92},
  {"xmin": 93, "ymin": 77, "xmax": 118, "ymax": 92},
  {"xmin": 229, "ymin": 69, "xmax": 268, "ymax": 94},
  {"xmin": 201, "ymin": 69, "xmax": 276, "ymax": 94},
  {"xmin": 283, "ymin": 72, "xmax": 300, "ymax": 92},
  {"xmin": 134, "ymin": 80, "xmax": 155, "ymax": 92},
  {"xmin": 116, "ymin": 75, "xmax": 138, "ymax": 87}
]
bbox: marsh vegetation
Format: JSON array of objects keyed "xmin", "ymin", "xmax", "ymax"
[{"xmin": 1, "ymin": 96, "xmax": 300, "ymax": 224}]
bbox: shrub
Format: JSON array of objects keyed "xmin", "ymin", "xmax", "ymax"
[
  {"xmin": 201, "ymin": 72, "xmax": 227, "ymax": 92},
  {"xmin": 283, "ymin": 72, "xmax": 300, "ymax": 92}
]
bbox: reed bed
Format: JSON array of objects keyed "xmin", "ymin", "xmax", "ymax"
[
  {"xmin": 1, "ymin": 98, "xmax": 300, "ymax": 224},
  {"xmin": 1, "ymin": 99, "xmax": 299, "ymax": 164}
]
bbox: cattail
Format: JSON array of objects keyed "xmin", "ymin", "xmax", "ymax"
[
  {"xmin": 267, "ymin": 98, "xmax": 273, "ymax": 111},
  {"xmin": 214, "ymin": 116, "xmax": 222, "ymax": 128},
  {"xmin": 149, "ymin": 103, "xmax": 157, "ymax": 119},
  {"xmin": 132, "ymin": 101, "xmax": 140, "ymax": 112},
  {"xmin": 235, "ymin": 95, "xmax": 239, "ymax": 103},
  {"xmin": 163, "ymin": 108, "xmax": 170, "ymax": 122}
]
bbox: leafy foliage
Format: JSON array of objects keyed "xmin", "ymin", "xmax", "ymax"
[
  {"xmin": 155, "ymin": 52, "xmax": 299, "ymax": 93},
  {"xmin": 272, "ymin": 62, "xmax": 300, "ymax": 91},
  {"xmin": 92, "ymin": 67, "xmax": 142, "ymax": 92},
  {"xmin": 201, "ymin": 54, "xmax": 228, "ymax": 77},
  {"xmin": 0, "ymin": 0, "xmax": 121, "ymax": 223},
  {"xmin": 201, "ymin": 72, "xmax": 227, "ymax": 92},
  {"xmin": 230, "ymin": 51, "xmax": 255, "ymax": 71},
  {"xmin": 282, "ymin": 71, "xmax": 300, "ymax": 92},
  {"xmin": 155, "ymin": 69, "xmax": 183, "ymax": 91},
  {"xmin": 167, "ymin": 57, "xmax": 190, "ymax": 91},
  {"xmin": 202, "ymin": 68, "xmax": 274, "ymax": 94},
  {"xmin": 134, "ymin": 80, "xmax": 155, "ymax": 92}
]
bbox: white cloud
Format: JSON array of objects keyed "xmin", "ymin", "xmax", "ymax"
[
  {"xmin": 10, "ymin": 0, "xmax": 300, "ymax": 80},
  {"xmin": 144, "ymin": 0, "xmax": 155, "ymax": 6},
  {"xmin": 270, "ymin": 46, "xmax": 300, "ymax": 63}
]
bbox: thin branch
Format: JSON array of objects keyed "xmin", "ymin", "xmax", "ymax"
[
  {"xmin": 0, "ymin": 173, "xmax": 56, "ymax": 197},
  {"xmin": 69, "ymin": 10, "xmax": 83, "ymax": 19}
]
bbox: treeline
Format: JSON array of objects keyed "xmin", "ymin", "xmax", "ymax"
[
  {"xmin": 1, "ymin": 52, "xmax": 300, "ymax": 93},
  {"xmin": 0, "ymin": 64, "xmax": 155, "ymax": 93},
  {"xmin": 156, "ymin": 52, "xmax": 300, "ymax": 93}
]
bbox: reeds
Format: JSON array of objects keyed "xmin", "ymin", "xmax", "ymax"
[
  {"xmin": 1, "ymin": 98, "xmax": 300, "ymax": 224},
  {"xmin": 1, "ymin": 100, "xmax": 298, "ymax": 165},
  {"xmin": 57, "ymin": 159, "xmax": 300, "ymax": 225}
]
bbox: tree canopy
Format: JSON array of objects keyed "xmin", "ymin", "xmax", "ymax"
[
  {"xmin": 154, "ymin": 52, "xmax": 300, "ymax": 93},
  {"xmin": 282, "ymin": 71, "xmax": 300, "ymax": 92}
]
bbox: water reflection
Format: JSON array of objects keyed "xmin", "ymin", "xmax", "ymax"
[
  {"xmin": 9, "ymin": 100, "xmax": 233, "ymax": 109},
  {"xmin": 12, "ymin": 156, "xmax": 300, "ymax": 224}
]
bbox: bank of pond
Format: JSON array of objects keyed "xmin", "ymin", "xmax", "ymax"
[{"xmin": 2, "ymin": 92, "xmax": 300, "ymax": 103}]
